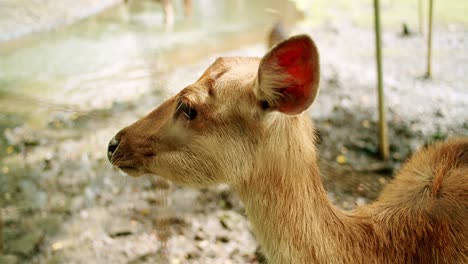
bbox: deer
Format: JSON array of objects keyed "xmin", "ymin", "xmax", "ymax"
[
  {"xmin": 267, "ymin": 21, "xmax": 288, "ymax": 49},
  {"xmin": 124, "ymin": 0, "xmax": 192, "ymax": 29},
  {"xmin": 107, "ymin": 34, "xmax": 468, "ymax": 263}
]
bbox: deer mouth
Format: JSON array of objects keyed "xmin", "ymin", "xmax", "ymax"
[
  {"xmin": 110, "ymin": 155, "xmax": 144, "ymax": 177},
  {"xmin": 109, "ymin": 148, "xmax": 153, "ymax": 177},
  {"xmin": 120, "ymin": 166, "xmax": 138, "ymax": 176},
  {"xmin": 117, "ymin": 165, "xmax": 147, "ymax": 177}
]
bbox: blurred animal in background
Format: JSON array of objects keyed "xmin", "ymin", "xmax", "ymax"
[
  {"xmin": 124, "ymin": 0, "xmax": 192, "ymax": 29},
  {"xmin": 267, "ymin": 21, "xmax": 288, "ymax": 48}
]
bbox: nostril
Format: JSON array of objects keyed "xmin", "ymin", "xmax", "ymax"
[{"xmin": 107, "ymin": 137, "xmax": 120, "ymax": 162}]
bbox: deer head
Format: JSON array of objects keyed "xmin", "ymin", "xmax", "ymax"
[{"xmin": 108, "ymin": 35, "xmax": 320, "ymax": 187}]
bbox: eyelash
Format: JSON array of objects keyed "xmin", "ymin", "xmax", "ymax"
[{"xmin": 177, "ymin": 101, "xmax": 198, "ymax": 121}]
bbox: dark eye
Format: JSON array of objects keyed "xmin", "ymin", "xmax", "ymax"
[
  {"xmin": 177, "ymin": 101, "xmax": 198, "ymax": 120},
  {"xmin": 260, "ymin": 100, "xmax": 270, "ymax": 110}
]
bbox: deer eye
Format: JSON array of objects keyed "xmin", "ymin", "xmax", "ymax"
[
  {"xmin": 177, "ymin": 101, "xmax": 198, "ymax": 121},
  {"xmin": 260, "ymin": 100, "xmax": 270, "ymax": 110}
]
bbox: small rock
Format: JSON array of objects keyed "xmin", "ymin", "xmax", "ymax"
[
  {"xmin": 336, "ymin": 155, "xmax": 347, "ymax": 164},
  {"xmin": 185, "ymin": 251, "xmax": 200, "ymax": 259},
  {"xmin": 357, "ymin": 183, "xmax": 367, "ymax": 194},
  {"xmin": 218, "ymin": 190, "xmax": 233, "ymax": 210},
  {"xmin": 106, "ymin": 219, "xmax": 139, "ymax": 238},
  {"xmin": 194, "ymin": 229, "xmax": 207, "ymax": 241},
  {"xmin": 361, "ymin": 120, "xmax": 371, "ymax": 129},
  {"xmin": 219, "ymin": 218, "xmax": 230, "ymax": 230},
  {"xmin": 378, "ymin": 177, "xmax": 387, "ymax": 185},
  {"xmin": 51, "ymin": 239, "xmax": 74, "ymax": 251},
  {"xmin": 197, "ymin": 240, "xmax": 210, "ymax": 250},
  {"xmin": 356, "ymin": 197, "xmax": 367, "ymax": 206},
  {"xmin": 216, "ymin": 235, "xmax": 230, "ymax": 243},
  {"xmin": 435, "ymin": 109, "xmax": 445, "ymax": 117}
]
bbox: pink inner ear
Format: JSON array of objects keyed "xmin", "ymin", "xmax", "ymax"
[
  {"xmin": 275, "ymin": 42, "xmax": 317, "ymax": 114},
  {"xmin": 278, "ymin": 46, "xmax": 303, "ymax": 67}
]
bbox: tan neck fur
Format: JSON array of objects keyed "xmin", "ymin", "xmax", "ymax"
[{"xmin": 235, "ymin": 115, "xmax": 374, "ymax": 263}]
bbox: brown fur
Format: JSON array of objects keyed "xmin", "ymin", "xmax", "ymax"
[{"xmin": 108, "ymin": 35, "xmax": 468, "ymax": 263}]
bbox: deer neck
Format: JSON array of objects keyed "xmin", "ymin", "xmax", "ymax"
[{"xmin": 235, "ymin": 115, "xmax": 363, "ymax": 263}]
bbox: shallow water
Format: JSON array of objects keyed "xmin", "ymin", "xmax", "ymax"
[
  {"xmin": 0, "ymin": 2, "xmax": 299, "ymax": 261},
  {"xmin": 0, "ymin": 0, "xmax": 298, "ymax": 131}
]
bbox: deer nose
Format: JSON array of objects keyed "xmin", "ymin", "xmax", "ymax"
[{"xmin": 107, "ymin": 137, "xmax": 120, "ymax": 162}]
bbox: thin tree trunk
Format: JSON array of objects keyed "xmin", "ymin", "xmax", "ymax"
[
  {"xmin": 0, "ymin": 208, "xmax": 3, "ymax": 254},
  {"xmin": 373, "ymin": 0, "xmax": 389, "ymax": 160},
  {"xmin": 419, "ymin": 0, "xmax": 424, "ymax": 34},
  {"xmin": 426, "ymin": 0, "xmax": 434, "ymax": 78}
]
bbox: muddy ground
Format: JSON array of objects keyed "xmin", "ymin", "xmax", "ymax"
[{"xmin": 1, "ymin": 18, "xmax": 467, "ymax": 264}]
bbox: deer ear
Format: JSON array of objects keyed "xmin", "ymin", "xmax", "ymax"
[{"xmin": 255, "ymin": 35, "xmax": 320, "ymax": 115}]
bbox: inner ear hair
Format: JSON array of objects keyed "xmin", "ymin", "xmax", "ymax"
[
  {"xmin": 256, "ymin": 34, "xmax": 320, "ymax": 115},
  {"xmin": 255, "ymin": 66, "xmax": 296, "ymax": 107}
]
